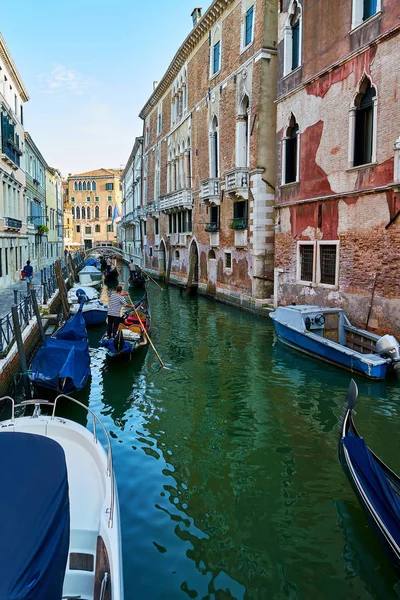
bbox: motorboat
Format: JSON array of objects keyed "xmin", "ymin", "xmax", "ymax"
[
  {"xmin": 0, "ymin": 393, "xmax": 124, "ymax": 599},
  {"xmin": 338, "ymin": 380, "xmax": 400, "ymax": 575},
  {"xmin": 69, "ymin": 289, "xmax": 108, "ymax": 326},
  {"xmin": 78, "ymin": 265, "xmax": 103, "ymax": 288},
  {"xmin": 270, "ymin": 305, "xmax": 400, "ymax": 380},
  {"xmin": 30, "ymin": 309, "xmax": 91, "ymax": 395},
  {"xmin": 68, "ymin": 284, "xmax": 99, "ymax": 304}
]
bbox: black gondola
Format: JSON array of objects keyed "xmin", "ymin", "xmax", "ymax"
[
  {"xmin": 338, "ymin": 380, "xmax": 400, "ymax": 575},
  {"xmin": 104, "ymin": 267, "xmax": 119, "ymax": 283},
  {"xmin": 129, "ymin": 270, "xmax": 146, "ymax": 289}
]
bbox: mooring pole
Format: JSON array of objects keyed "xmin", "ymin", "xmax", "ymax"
[
  {"xmin": 11, "ymin": 305, "xmax": 31, "ymax": 399},
  {"xmin": 31, "ymin": 288, "xmax": 46, "ymax": 345}
]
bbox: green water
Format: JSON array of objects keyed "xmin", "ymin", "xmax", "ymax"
[{"xmin": 80, "ymin": 267, "xmax": 400, "ymax": 599}]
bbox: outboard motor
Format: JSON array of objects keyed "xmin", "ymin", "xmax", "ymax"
[
  {"xmin": 376, "ymin": 334, "xmax": 400, "ymax": 380},
  {"xmin": 113, "ymin": 330, "xmax": 125, "ymax": 354}
]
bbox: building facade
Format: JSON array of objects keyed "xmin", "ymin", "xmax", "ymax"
[
  {"xmin": 65, "ymin": 169, "xmax": 122, "ymax": 251},
  {"xmin": 25, "ymin": 132, "xmax": 48, "ymax": 271},
  {"xmin": 275, "ymin": 0, "xmax": 400, "ymax": 333},
  {"xmin": 138, "ymin": 0, "xmax": 277, "ymax": 308},
  {"xmin": 120, "ymin": 137, "xmax": 143, "ymax": 262},
  {"xmin": 45, "ymin": 167, "xmax": 63, "ymax": 263},
  {"xmin": 0, "ymin": 33, "xmax": 29, "ymax": 288}
]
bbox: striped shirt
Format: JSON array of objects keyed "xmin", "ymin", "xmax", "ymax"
[{"xmin": 108, "ymin": 293, "xmax": 127, "ymax": 317}]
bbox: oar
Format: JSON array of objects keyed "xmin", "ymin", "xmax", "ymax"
[
  {"xmin": 128, "ymin": 293, "xmax": 164, "ymax": 368},
  {"xmin": 137, "ymin": 265, "xmax": 164, "ymax": 291}
]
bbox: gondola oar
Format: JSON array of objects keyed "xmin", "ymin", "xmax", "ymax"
[
  {"xmin": 137, "ymin": 266, "xmax": 164, "ymax": 291},
  {"xmin": 128, "ymin": 293, "xmax": 164, "ymax": 368}
]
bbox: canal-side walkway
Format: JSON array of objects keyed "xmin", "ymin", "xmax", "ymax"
[{"xmin": 0, "ymin": 272, "xmax": 43, "ymax": 320}]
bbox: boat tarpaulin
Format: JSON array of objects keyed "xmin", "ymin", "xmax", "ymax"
[
  {"xmin": 84, "ymin": 258, "xmax": 100, "ymax": 268},
  {"xmin": 30, "ymin": 342, "xmax": 90, "ymax": 394},
  {"xmin": 0, "ymin": 432, "xmax": 69, "ymax": 600},
  {"xmin": 54, "ymin": 311, "xmax": 88, "ymax": 342},
  {"xmin": 101, "ymin": 336, "xmax": 133, "ymax": 356},
  {"xmin": 343, "ymin": 435, "xmax": 400, "ymax": 545}
]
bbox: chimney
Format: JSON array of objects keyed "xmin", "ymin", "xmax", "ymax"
[
  {"xmin": 153, "ymin": 81, "xmax": 158, "ymax": 91},
  {"xmin": 191, "ymin": 7, "xmax": 202, "ymax": 27}
]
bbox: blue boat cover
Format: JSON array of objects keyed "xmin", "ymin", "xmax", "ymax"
[
  {"xmin": 0, "ymin": 432, "xmax": 69, "ymax": 599},
  {"xmin": 101, "ymin": 336, "xmax": 133, "ymax": 356},
  {"xmin": 54, "ymin": 311, "xmax": 88, "ymax": 341},
  {"xmin": 30, "ymin": 344, "xmax": 90, "ymax": 393},
  {"xmin": 85, "ymin": 258, "xmax": 100, "ymax": 267},
  {"xmin": 343, "ymin": 436, "xmax": 400, "ymax": 546}
]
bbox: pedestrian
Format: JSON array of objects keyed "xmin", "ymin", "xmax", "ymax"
[
  {"xmin": 106, "ymin": 285, "xmax": 133, "ymax": 338},
  {"xmin": 106, "ymin": 256, "xmax": 112, "ymax": 274},
  {"xmin": 128, "ymin": 259, "xmax": 135, "ymax": 281},
  {"xmin": 23, "ymin": 260, "xmax": 34, "ymax": 291}
]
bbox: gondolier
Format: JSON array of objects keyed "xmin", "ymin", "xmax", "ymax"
[
  {"xmin": 128, "ymin": 259, "xmax": 135, "ymax": 280},
  {"xmin": 107, "ymin": 285, "xmax": 133, "ymax": 338}
]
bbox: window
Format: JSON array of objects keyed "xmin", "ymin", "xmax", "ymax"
[
  {"xmin": 107, "ymin": 206, "xmax": 112, "ymax": 219},
  {"xmin": 83, "ymin": 181, "xmax": 87, "ymax": 191},
  {"xmin": 154, "ymin": 218, "xmax": 159, "ymax": 235},
  {"xmin": 297, "ymin": 241, "xmax": 339, "ymax": 286},
  {"xmin": 157, "ymin": 103, "xmax": 162, "ymax": 135},
  {"xmin": 212, "ymin": 41, "xmax": 221, "ymax": 75},
  {"xmin": 145, "ymin": 127, "xmax": 149, "ymax": 147},
  {"xmin": 72, "ymin": 206, "xmax": 75, "ymax": 219},
  {"xmin": 76, "ymin": 225, "xmax": 80, "ymax": 232},
  {"xmin": 95, "ymin": 224, "xmax": 100, "ymax": 232},
  {"xmin": 175, "ymin": 250, "xmax": 180, "ymax": 260},
  {"xmin": 149, "ymin": 247, "xmax": 153, "ymax": 258},
  {"xmin": 283, "ymin": 115, "xmax": 299, "ymax": 184},
  {"xmin": 225, "ymin": 252, "xmax": 232, "ymax": 269},
  {"xmin": 107, "ymin": 224, "xmax": 113, "ymax": 232},
  {"xmin": 95, "ymin": 205, "xmax": 99, "ymax": 219},
  {"xmin": 74, "ymin": 182, "xmax": 78, "ymax": 190},
  {"xmin": 352, "ymin": 0, "xmax": 381, "ymax": 28},
  {"xmin": 236, "ymin": 95, "xmax": 250, "ymax": 168},
  {"xmin": 283, "ymin": 1, "xmax": 302, "ymax": 76},
  {"xmin": 106, "ymin": 183, "xmax": 114, "ymax": 191},
  {"xmin": 92, "ymin": 181, "xmax": 96, "ymax": 191},
  {"xmin": 81, "ymin": 207, "xmax": 86, "ymax": 219},
  {"xmin": 76, "ymin": 206, "xmax": 81, "ymax": 219},
  {"xmin": 353, "ymin": 80, "xmax": 376, "ymax": 167},
  {"xmin": 85, "ymin": 226, "xmax": 91, "ymax": 235},
  {"xmin": 86, "ymin": 196, "xmax": 90, "ymax": 202},
  {"xmin": 244, "ymin": 6, "xmax": 254, "ymax": 47},
  {"xmin": 87, "ymin": 207, "xmax": 91, "ymax": 219},
  {"xmin": 78, "ymin": 181, "xmax": 82, "ymax": 190},
  {"xmin": 210, "ymin": 116, "xmax": 219, "ymax": 178},
  {"xmin": 107, "ymin": 196, "xmax": 112, "ymax": 202},
  {"xmin": 95, "ymin": 196, "xmax": 99, "ymax": 201},
  {"xmin": 71, "ymin": 197, "xmax": 75, "ymax": 202},
  {"xmin": 87, "ymin": 181, "xmax": 91, "ymax": 191},
  {"xmin": 20, "ymin": 105, "xmax": 23, "ymax": 125}
]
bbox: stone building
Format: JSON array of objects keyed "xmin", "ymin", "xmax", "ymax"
[
  {"xmin": 25, "ymin": 132, "xmax": 48, "ymax": 271},
  {"xmin": 45, "ymin": 166, "xmax": 63, "ymax": 263},
  {"xmin": 275, "ymin": 0, "xmax": 400, "ymax": 333},
  {"xmin": 66, "ymin": 168, "xmax": 122, "ymax": 251},
  {"xmin": 120, "ymin": 137, "xmax": 143, "ymax": 262},
  {"xmin": 0, "ymin": 32, "xmax": 29, "ymax": 288},
  {"xmin": 138, "ymin": 0, "xmax": 277, "ymax": 309}
]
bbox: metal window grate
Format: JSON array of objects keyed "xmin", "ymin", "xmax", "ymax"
[
  {"xmin": 320, "ymin": 245, "xmax": 337, "ymax": 285},
  {"xmin": 225, "ymin": 252, "xmax": 232, "ymax": 269},
  {"xmin": 300, "ymin": 245, "xmax": 314, "ymax": 281}
]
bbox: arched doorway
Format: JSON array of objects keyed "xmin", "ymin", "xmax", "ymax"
[
  {"xmin": 186, "ymin": 240, "xmax": 199, "ymax": 294},
  {"xmin": 159, "ymin": 240, "xmax": 166, "ymax": 277}
]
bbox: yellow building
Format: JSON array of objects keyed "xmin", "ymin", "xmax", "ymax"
[{"xmin": 65, "ymin": 169, "xmax": 122, "ymax": 251}]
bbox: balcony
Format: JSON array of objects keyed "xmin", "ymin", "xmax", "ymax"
[
  {"xmin": 3, "ymin": 217, "xmax": 22, "ymax": 231},
  {"xmin": 160, "ymin": 189, "xmax": 193, "ymax": 213},
  {"xmin": 229, "ymin": 217, "xmax": 248, "ymax": 230},
  {"xmin": 200, "ymin": 178, "xmax": 220, "ymax": 205},
  {"xmin": 169, "ymin": 233, "xmax": 189, "ymax": 247},
  {"xmin": 204, "ymin": 222, "xmax": 219, "ymax": 233},
  {"xmin": 1, "ymin": 144, "xmax": 20, "ymax": 170},
  {"xmin": 230, "ymin": 218, "xmax": 248, "ymax": 248},
  {"xmin": 225, "ymin": 167, "xmax": 249, "ymax": 198},
  {"xmin": 147, "ymin": 201, "xmax": 160, "ymax": 216}
]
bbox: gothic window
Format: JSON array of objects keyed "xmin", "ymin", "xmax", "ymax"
[
  {"xmin": 92, "ymin": 180, "xmax": 96, "ymax": 191},
  {"xmin": 210, "ymin": 24, "xmax": 222, "ymax": 77},
  {"xmin": 87, "ymin": 206, "xmax": 91, "ymax": 220},
  {"xmin": 350, "ymin": 78, "xmax": 377, "ymax": 168},
  {"xmin": 78, "ymin": 181, "xmax": 82, "ymax": 190},
  {"xmin": 71, "ymin": 206, "xmax": 75, "ymax": 219},
  {"xmin": 283, "ymin": 115, "xmax": 299, "ymax": 184},
  {"xmin": 107, "ymin": 205, "xmax": 112, "ymax": 219},
  {"xmin": 83, "ymin": 181, "xmax": 86, "ymax": 191},
  {"xmin": 283, "ymin": 1, "xmax": 302, "ymax": 76},
  {"xmin": 210, "ymin": 116, "xmax": 219, "ymax": 178},
  {"xmin": 95, "ymin": 205, "xmax": 99, "ymax": 219},
  {"xmin": 76, "ymin": 206, "xmax": 80, "ymax": 219},
  {"xmin": 74, "ymin": 181, "xmax": 78, "ymax": 191},
  {"xmin": 81, "ymin": 206, "xmax": 86, "ymax": 219},
  {"xmin": 236, "ymin": 95, "xmax": 250, "ymax": 168}
]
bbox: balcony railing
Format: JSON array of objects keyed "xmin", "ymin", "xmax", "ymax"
[
  {"xmin": 147, "ymin": 201, "xmax": 160, "ymax": 216},
  {"xmin": 160, "ymin": 189, "xmax": 193, "ymax": 213},
  {"xmin": 204, "ymin": 222, "xmax": 220, "ymax": 233},
  {"xmin": 4, "ymin": 217, "xmax": 22, "ymax": 231},
  {"xmin": 169, "ymin": 232, "xmax": 189, "ymax": 247},
  {"xmin": 1, "ymin": 144, "xmax": 20, "ymax": 169},
  {"xmin": 229, "ymin": 217, "xmax": 248, "ymax": 230},
  {"xmin": 225, "ymin": 167, "xmax": 249, "ymax": 196},
  {"xmin": 200, "ymin": 178, "xmax": 220, "ymax": 204}
]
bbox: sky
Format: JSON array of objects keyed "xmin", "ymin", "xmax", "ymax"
[{"xmin": 1, "ymin": 0, "xmax": 209, "ymax": 177}]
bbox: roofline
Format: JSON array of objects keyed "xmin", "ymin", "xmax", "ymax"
[
  {"xmin": 139, "ymin": 0, "xmax": 232, "ymax": 119},
  {"xmin": 66, "ymin": 170, "xmax": 122, "ymax": 180},
  {"xmin": 122, "ymin": 136, "xmax": 143, "ymax": 178},
  {"xmin": 0, "ymin": 32, "xmax": 29, "ymax": 102}
]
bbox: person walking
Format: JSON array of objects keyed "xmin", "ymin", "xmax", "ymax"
[
  {"xmin": 106, "ymin": 256, "xmax": 112, "ymax": 274},
  {"xmin": 23, "ymin": 260, "xmax": 34, "ymax": 291},
  {"xmin": 128, "ymin": 259, "xmax": 135, "ymax": 281},
  {"xmin": 106, "ymin": 285, "xmax": 133, "ymax": 338}
]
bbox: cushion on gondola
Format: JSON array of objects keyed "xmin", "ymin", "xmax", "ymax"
[
  {"xmin": 0, "ymin": 432, "xmax": 69, "ymax": 599},
  {"xmin": 343, "ymin": 435, "xmax": 400, "ymax": 545}
]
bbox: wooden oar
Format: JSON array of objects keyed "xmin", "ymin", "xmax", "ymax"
[
  {"xmin": 137, "ymin": 265, "xmax": 164, "ymax": 291},
  {"xmin": 128, "ymin": 293, "xmax": 164, "ymax": 368}
]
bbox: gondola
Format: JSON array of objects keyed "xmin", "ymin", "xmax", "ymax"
[
  {"xmin": 100, "ymin": 330, "xmax": 133, "ymax": 361},
  {"xmin": 129, "ymin": 269, "xmax": 146, "ymax": 289},
  {"xmin": 117, "ymin": 294, "xmax": 150, "ymax": 351},
  {"xmin": 104, "ymin": 267, "xmax": 119, "ymax": 283},
  {"xmin": 338, "ymin": 379, "xmax": 400, "ymax": 575}
]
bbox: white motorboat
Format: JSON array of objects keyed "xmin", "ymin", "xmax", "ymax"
[
  {"xmin": 70, "ymin": 298, "xmax": 108, "ymax": 326},
  {"xmin": 68, "ymin": 285, "xmax": 99, "ymax": 304},
  {"xmin": 78, "ymin": 266, "xmax": 103, "ymax": 288},
  {"xmin": 0, "ymin": 395, "xmax": 124, "ymax": 600}
]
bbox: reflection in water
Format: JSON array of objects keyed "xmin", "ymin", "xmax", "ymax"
[{"xmin": 59, "ymin": 265, "xmax": 400, "ymax": 599}]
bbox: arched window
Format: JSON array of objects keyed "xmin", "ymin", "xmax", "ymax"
[
  {"xmin": 210, "ymin": 24, "xmax": 222, "ymax": 76},
  {"xmin": 74, "ymin": 181, "xmax": 78, "ymax": 191},
  {"xmin": 78, "ymin": 181, "xmax": 82, "ymax": 190},
  {"xmin": 352, "ymin": 79, "xmax": 377, "ymax": 167},
  {"xmin": 76, "ymin": 206, "xmax": 81, "ymax": 219},
  {"xmin": 237, "ymin": 95, "xmax": 250, "ymax": 168},
  {"xmin": 283, "ymin": 115, "xmax": 299, "ymax": 184},
  {"xmin": 87, "ymin": 181, "xmax": 91, "ymax": 191},
  {"xmin": 87, "ymin": 206, "xmax": 91, "ymax": 220},
  {"xmin": 208, "ymin": 249, "xmax": 216, "ymax": 260},
  {"xmin": 95, "ymin": 205, "xmax": 99, "ymax": 219},
  {"xmin": 210, "ymin": 116, "xmax": 219, "ymax": 178},
  {"xmin": 283, "ymin": 1, "xmax": 302, "ymax": 76},
  {"xmin": 92, "ymin": 180, "xmax": 96, "ymax": 191},
  {"xmin": 71, "ymin": 206, "xmax": 75, "ymax": 219},
  {"xmin": 83, "ymin": 181, "xmax": 87, "ymax": 191},
  {"xmin": 107, "ymin": 205, "xmax": 112, "ymax": 219},
  {"xmin": 81, "ymin": 206, "xmax": 86, "ymax": 219}
]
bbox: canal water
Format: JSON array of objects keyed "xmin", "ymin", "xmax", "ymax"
[{"xmin": 76, "ymin": 265, "xmax": 399, "ymax": 599}]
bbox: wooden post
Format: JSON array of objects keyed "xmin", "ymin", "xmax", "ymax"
[
  {"xmin": 11, "ymin": 305, "xmax": 31, "ymax": 399},
  {"xmin": 31, "ymin": 288, "xmax": 46, "ymax": 345},
  {"xmin": 165, "ymin": 245, "xmax": 172, "ymax": 288},
  {"xmin": 186, "ymin": 251, "xmax": 197, "ymax": 294},
  {"xmin": 69, "ymin": 253, "xmax": 78, "ymax": 282},
  {"xmin": 54, "ymin": 260, "xmax": 70, "ymax": 319}
]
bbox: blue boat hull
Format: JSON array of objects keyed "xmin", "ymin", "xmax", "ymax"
[
  {"xmin": 273, "ymin": 321, "xmax": 387, "ymax": 380},
  {"xmin": 82, "ymin": 310, "xmax": 107, "ymax": 326}
]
